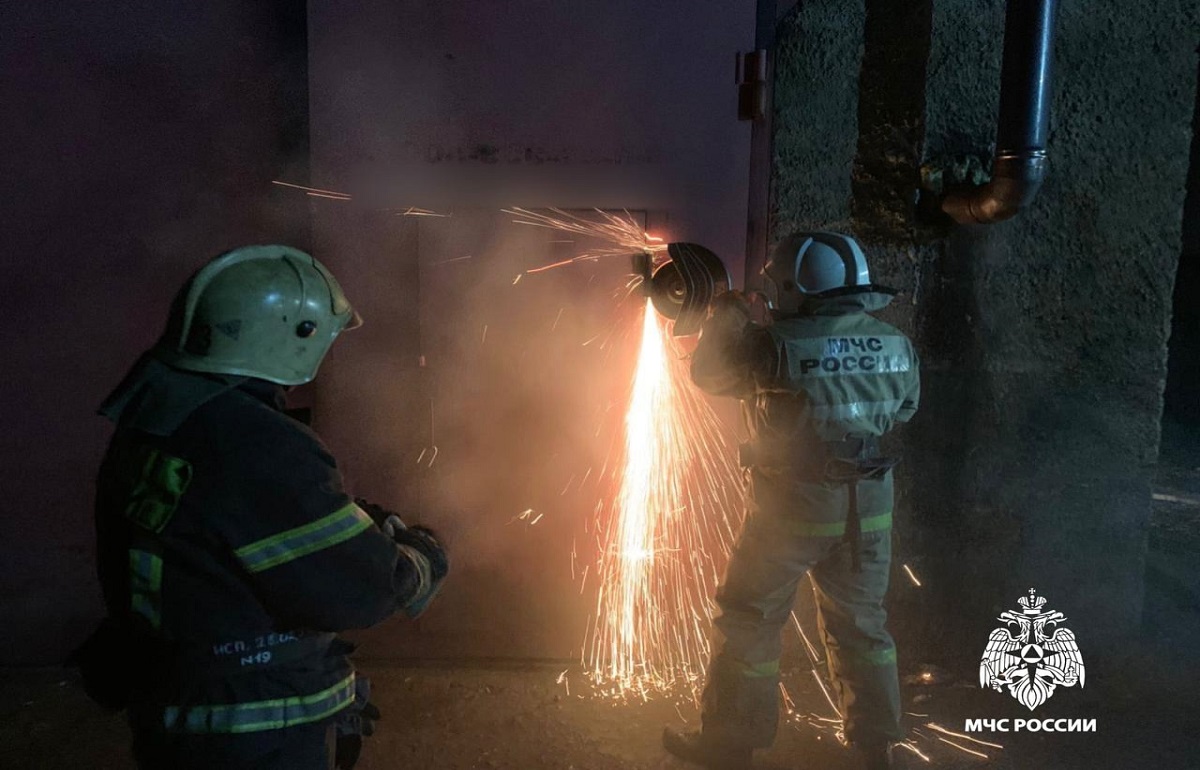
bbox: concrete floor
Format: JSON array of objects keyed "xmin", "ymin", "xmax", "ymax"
[
  {"xmin": 1147, "ymin": 416, "xmax": 1200, "ymax": 652},
  {"xmin": 2, "ymin": 424, "xmax": 1195, "ymax": 770},
  {"xmin": 1, "ymin": 649, "xmax": 1195, "ymax": 770}
]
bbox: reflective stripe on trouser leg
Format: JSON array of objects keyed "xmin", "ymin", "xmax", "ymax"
[
  {"xmin": 809, "ymin": 530, "xmax": 902, "ymax": 746},
  {"xmin": 701, "ymin": 516, "xmax": 812, "ymax": 750}
]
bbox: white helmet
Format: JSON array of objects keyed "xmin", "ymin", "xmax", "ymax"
[{"xmin": 763, "ymin": 231, "xmax": 871, "ymax": 314}]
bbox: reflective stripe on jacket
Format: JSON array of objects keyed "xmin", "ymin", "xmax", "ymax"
[{"xmin": 95, "ymin": 374, "xmax": 422, "ymax": 732}]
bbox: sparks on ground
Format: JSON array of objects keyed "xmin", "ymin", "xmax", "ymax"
[{"xmin": 925, "ymin": 722, "xmax": 1004, "ymax": 749}]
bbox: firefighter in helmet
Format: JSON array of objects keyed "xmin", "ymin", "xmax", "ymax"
[
  {"xmin": 78, "ymin": 245, "xmax": 448, "ymax": 769},
  {"xmin": 663, "ymin": 232, "xmax": 919, "ymax": 770}
]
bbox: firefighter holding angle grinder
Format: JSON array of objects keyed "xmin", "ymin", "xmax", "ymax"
[{"xmin": 661, "ymin": 232, "xmax": 920, "ymax": 770}]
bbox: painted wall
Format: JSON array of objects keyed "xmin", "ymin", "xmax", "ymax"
[
  {"xmin": 305, "ymin": 0, "xmax": 754, "ymax": 658},
  {"xmin": 307, "ymin": 0, "xmax": 752, "ymax": 259},
  {"xmin": 0, "ymin": 1, "xmax": 310, "ymax": 663}
]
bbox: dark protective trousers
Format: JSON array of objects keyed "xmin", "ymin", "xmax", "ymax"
[
  {"xmin": 700, "ymin": 505, "xmax": 902, "ymax": 750},
  {"xmin": 131, "ymin": 719, "xmax": 334, "ymax": 770}
]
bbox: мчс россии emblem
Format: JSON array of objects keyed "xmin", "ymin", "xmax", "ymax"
[{"xmin": 979, "ymin": 589, "xmax": 1085, "ymax": 711}]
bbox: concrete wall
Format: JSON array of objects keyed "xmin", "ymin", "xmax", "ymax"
[
  {"xmin": 0, "ymin": 1, "xmax": 310, "ymax": 664},
  {"xmin": 772, "ymin": 0, "xmax": 1197, "ymax": 661}
]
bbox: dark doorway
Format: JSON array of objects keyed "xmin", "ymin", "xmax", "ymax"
[
  {"xmin": 1147, "ymin": 53, "xmax": 1200, "ymax": 647},
  {"xmin": 1164, "ymin": 55, "xmax": 1200, "ymax": 427}
]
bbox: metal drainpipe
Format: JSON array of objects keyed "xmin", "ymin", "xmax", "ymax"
[{"xmin": 942, "ymin": 0, "xmax": 1059, "ymax": 225}]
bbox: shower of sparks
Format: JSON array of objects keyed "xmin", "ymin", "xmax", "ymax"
[
  {"xmin": 925, "ymin": 723, "xmax": 1004, "ymax": 750},
  {"xmin": 394, "ymin": 206, "xmax": 450, "ymax": 218},
  {"xmin": 902, "ymin": 563, "xmax": 923, "ymax": 587},
  {"xmin": 934, "ymin": 736, "xmax": 991, "ymax": 760},
  {"xmin": 897, "ymin": 742, "xmax": 933, "ymax": 763},
  {"xmin": 271, "ymin": 180, "xmax": 353, "ymax": 199},
  {"xmin": 415, "ymin": 446, "xmax": 439, "ymax": 468},
  {"xmin": 504, "ymin": 207, "xmax": 668, "ymax": 279},
  {"xmin": 508, "ymin": 508, "xmax": 539, "ymax": 526},
  {"xmin": 810, "ymin": 669, "xmax": 842, "ymax": 719},
  {"xmin": 790, "ymin": 611, "xmax": 823, "ymax": 663},
  {"xmin": 431, "ymin": 255, "xmax": 474, "ymax": 265},
  {"xmin": 586, "ymin": 301, "xmax": 743, "ymax": 698},
  {"xmin": 779, "ymin": 683, "xmax": 798, "ymax": 713},
  {"xmin": 269, "ymin": 182, "xmax": 457, "ymax": 219}
]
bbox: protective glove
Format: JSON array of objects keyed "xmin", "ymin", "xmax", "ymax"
[
  {"xmin": 334, "ymin": 675, "xmax": 381, "ymax": 770},
  {"xmin": 382, "ymin": 514, "xmax": 449, "ymax": 618},
  {"xmin": 354, "ymin": 498, "xmax": 393, "ymax": 528},
  {"xmin": 710, "ymin": 289, "xmax": 751, "ymax": 313},
  {"xmin": 385, "ymin": 518, "xmax": 449, "ymax": 578},
  {"xmin": 706, "ymin": 290, "xmax": 753, "ymax": 335}
]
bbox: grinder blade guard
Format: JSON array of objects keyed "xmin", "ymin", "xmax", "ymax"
[{"xmin": 634, "ymin": 243, "xmax": 731, "ymax": 336}]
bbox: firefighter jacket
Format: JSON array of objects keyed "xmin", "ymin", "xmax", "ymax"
[
  {"xmin": 93, "ymin": 356, "xmax": 427, "ymax": 735},
  {"xmin": 691, "ymin": 288, "xmax": 920, "ymax": 536}
]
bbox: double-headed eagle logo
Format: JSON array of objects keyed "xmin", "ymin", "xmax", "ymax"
[{"xmin": 979, "ymin": 589, "xmax": 1085, "ymax": 711}]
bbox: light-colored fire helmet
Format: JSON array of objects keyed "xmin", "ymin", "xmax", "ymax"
[
  {"xmin": 157, "ymin": 245, "xmax": 362, "ymax": 385},
  {"xmin": 763, "ymin": 232, "xmax": 872, "ymax": 314}
]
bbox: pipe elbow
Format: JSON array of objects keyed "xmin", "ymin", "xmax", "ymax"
[{"xmin": 941, "ymin": 152, "xmax": 1047, "ymax": 225}]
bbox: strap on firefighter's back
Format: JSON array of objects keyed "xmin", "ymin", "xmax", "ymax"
[
  {"xmin": 737, "ymin": 435, "xmax": 897, "ymax": 478},
  {"xmin": 822, "ymin": 436, "xmax": 899, "ymax": 480},
  {"xmin": 823, "ymin": 437, "xmax": 899, "ymax": 573}
]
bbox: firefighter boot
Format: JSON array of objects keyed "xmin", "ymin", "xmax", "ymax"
[
  {"xmin": 859, "ymin": 743, "xmax": 905, "ymax": 770},
  {"xmin": 662, "ymin": 726, "xmax": 753, "ymax": 769}
]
